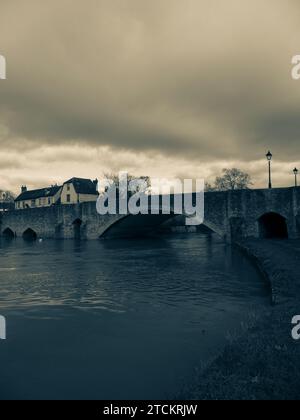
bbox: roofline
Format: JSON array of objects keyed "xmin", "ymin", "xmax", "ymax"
[
  {"xmin": 63, "ymin": 177, "xmax": 95, "ymax": 185},
  {"xmin": 15, "ymin": 186, "xmax": 62, "ymax": 202}
]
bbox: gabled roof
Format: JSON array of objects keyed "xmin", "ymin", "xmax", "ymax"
[
  {"xmin": 15, "ymin": 186, "xmax": 61, "ymax": 202},
  {"xmin": 64, "ymin": 178, "xmax": 98, "ymax": 195}
]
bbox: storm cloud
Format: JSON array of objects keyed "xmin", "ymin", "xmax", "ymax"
[{"xmin": 1, "ymin": 0, "xmax": 300, "ymax": 190}]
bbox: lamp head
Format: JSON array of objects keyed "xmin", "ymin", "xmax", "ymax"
[{"xmin": 266, "ymin": 151, "xmax": 273, "ymax": 161}]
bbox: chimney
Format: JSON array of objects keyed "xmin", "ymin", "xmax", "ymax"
[
  {"xmin": 93, "ymin": 179, "xmax": 98, "ymax": 191},
  {"xmin": 21, "ymin": 185, "xmax": 27, "ymax": 193}
]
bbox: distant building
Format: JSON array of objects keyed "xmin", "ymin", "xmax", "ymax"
[
  {"xmin": 60, "ymin": 178, "xmax": 99, "ymax": 205},
  {"xmin": 14, "ymin": 178, "xmax": 99, "ymax": 210},
  {"xmin": 15, "ymin": 185, "xmax": 62, "ymax": 210}
]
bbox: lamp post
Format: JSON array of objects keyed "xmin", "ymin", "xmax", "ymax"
[
  {"xmin": 266, "ymin": 151, "xmax": 273, "ymax": 189},
  {"xmin": 293, "ymin": 167, "xmax": 299, "ymax": 187}
]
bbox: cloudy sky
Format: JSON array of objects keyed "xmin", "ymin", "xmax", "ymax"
[{"xmin": 1, "ymin": 0, "xmax": 300, "ymax": 193}]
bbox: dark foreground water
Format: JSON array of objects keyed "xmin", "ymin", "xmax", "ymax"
[{"xmin": 0, "ymin": 233, "xmax": 269, "ymax": 400}]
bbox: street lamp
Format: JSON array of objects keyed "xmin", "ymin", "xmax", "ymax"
[
  {"xmin": 293, "ymin": 168, "xmax": 299, "ymax": 187},
  {"xmin": 266, "ymin": 151, "xmax": 273, "ymax": 189}
]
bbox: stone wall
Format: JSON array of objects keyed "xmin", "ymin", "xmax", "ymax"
[{"xmin": 0, "ymin": 187, "xmax": 299, "ymax": 242}]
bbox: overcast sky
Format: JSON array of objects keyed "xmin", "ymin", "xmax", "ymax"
[{"xmin": 1, "ymin": 0, "xmax": 300, "ymax": 192}]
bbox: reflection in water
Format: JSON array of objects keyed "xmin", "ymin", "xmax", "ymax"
[{"xmin": 0, "ymin": 233, "xmax": 269, "ymax": 400}]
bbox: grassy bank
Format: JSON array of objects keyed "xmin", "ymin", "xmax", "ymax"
[{"xmin": 181, "ymin": 239, "xmax": 300, "ymax": 400}]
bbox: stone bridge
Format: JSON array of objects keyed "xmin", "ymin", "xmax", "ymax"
[{"xmin": 1, "ymin": 187, "xmax": 300, "ymax": 242}]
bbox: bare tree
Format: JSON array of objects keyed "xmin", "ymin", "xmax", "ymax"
[
  {"xmin": 0, "ymin": 189, "xmax": 15, "ymax": 202},
  {"xmin": 204, "ymin": 182, "xmax": 215, "ymax": 192},
  {"xmin": 102, "ymin": 173, "xmax": 151, "ymax": 194},
  {"xmin": 214, "ymin": 168, "xmax": 252, "ymax": 191}
]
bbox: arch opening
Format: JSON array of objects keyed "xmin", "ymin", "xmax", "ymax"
[
  {"xmin": 2, "ymin": 228, "xmax": 15, "ymax": 239},
  {"xmin": 258, "ymin": 213, "xmax": 288, "ymax": 239},
  {"xmin": 100, "ymin": 214, "xmax": 225, "ymax": 240},
  {"xmin": 23, "ymin": 228, "xmax": 37, "ymax": 241},
  {"xmin": 73, "ymin": 219, "xmax": 82, "ymax": 240},
  {"xmin": 101, "ymin": 214, "xmax": 175, "ymax": 239}
]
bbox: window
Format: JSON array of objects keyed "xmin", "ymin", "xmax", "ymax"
[
  {"xmin": 48, "ymin": 198, "xmax": 51, "ymax": 205},
  {"xmin": 31, "ymin": 199, "xmax": 36, "ymax": 207},
  {"xmin": 67, "ymin": 194, "xmax": 71, "ymax": 203},
  {"xmin": 67, "ymin": 184, "xmax": 70, "ymax": 191},
  {"xmin": 39, "ymin": 199, "xmax": 42, "ymax": 206}
]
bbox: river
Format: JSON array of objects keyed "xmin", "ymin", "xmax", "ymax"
[{"xmin": 0, "ymin": 233, "xmax": 269, "ymax": 400}]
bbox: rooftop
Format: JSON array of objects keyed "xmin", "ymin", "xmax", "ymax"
[
  {"xmin": 15, "ymin": 186, "xmax": 61, "ymax": 202},
  {"xmin": 64, "ymin": 177, "xmax": 98, "ymax": 195}
]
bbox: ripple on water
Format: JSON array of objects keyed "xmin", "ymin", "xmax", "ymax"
[{"xmin": 0, "ymin": 234, "xmax": 270, "ymax": 399}]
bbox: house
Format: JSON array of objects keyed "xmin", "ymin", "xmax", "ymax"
[
  {"xmin": 15, "ymin": 185, "xmax": 62, "ymax": 210},
  {"xmin": 14, "ymin": 178, "xmax": 99, "ymax": 210},
  {"xmin": 60, "ymin": 178, "xmax": 99, "ymax": 205}
]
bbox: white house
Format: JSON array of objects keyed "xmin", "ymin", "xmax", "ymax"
[
  {"xmin": 15, "ymin": 185, "xmax": 62, "ymax": 210},
  {"xmin": 60, "ymin": 178, "xmax": 99, "ymax": 205},
  {"xmin": 15, "ymin": 178, "xmax": 99, "ymax": 210}
]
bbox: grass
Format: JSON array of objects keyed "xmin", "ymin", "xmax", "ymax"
[
  {"xmin": 179, "ymin": 303, "xmax": 300, "ymax": 400},
  {"xmin": 178, "ymin": 240, "xmax": 300, "ymax": 400}
]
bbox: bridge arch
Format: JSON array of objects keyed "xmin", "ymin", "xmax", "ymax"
[
  {"xmin": 99, "ymin": 213, "xmax": 225, "ymax": 239},
  {"xmin": 23, "ymin": 228, "xmax": 37, "ymax": 241},
  {"xmin": 258, "ymin": 212, "xmax": 288, "ymax": 239},
  {"xmin": 100, "ymin": 213, "xmax": 179, "ymax": 239},
  {"xmin": 2, "ymin": 228, "xmax": 15, "ymax": 239},
  {"xmin": 73, "ymin": 218, "xmax": 83, "ymax": 240}
]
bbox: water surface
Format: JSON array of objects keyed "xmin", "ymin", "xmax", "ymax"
[{"xmin": 0, "ymin": 233, "xmax": 269, "ymax": 400}]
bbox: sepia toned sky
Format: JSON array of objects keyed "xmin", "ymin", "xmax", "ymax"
[{"xmin": 1, "ymin": 0, "xmax": 300, "ymax": 192}]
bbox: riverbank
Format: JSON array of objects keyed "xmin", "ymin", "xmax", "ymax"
[{"xmin": 182, "ymin": 239, "xmax": 300, "ymax": 400}]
